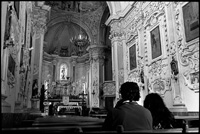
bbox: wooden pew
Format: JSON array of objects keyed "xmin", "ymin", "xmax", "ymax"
[
  {"xmin": 186, "ymin": 127, "xmax": 199, "ymax": 133},
  {"xmin": 84, "ymin": 125, "xmax": 184, "ymax": 133},
  {"xmin": 32, "ymin": 121, "xmax": 103, "ymax": 127},
  {"xmin": 174, "ymin": 115, "xmax": 199, "ymax": 128},
  {"xmin": 2, "ymin": 126, "xmax": 82, "ymax": 134}
]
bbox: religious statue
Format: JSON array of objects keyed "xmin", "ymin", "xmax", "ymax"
[
  {"xmin": 61, "ymin": 67, "xmax": 66, "ymax": 79},
  {"xmin": 32, "ymin": 79, "xmax": 38, "ymax": 98}
]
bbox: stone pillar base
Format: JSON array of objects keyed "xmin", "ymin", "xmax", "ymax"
[
  {"xmin": 27, "ymin": 98, "xmax": 41, "ymax": 114},
  {"xmin": 1, "ymin": 94, "xmax": 11, "ymax": 113},
  {"xmin": 14, "ymin": 101, "xmax": 24, "ymax": 113},
  {"xmin": 169, "ymin": 106, "xmax": 188, "ymax": 116}
]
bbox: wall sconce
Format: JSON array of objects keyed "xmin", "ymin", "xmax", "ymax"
[
  {"xmin": 92, "ymin": 90, "xmax": 95, "ymax": 96},
  {"xmin": 3, "ymin": 37, "xmax": 14, "ymax": 49},
  {"xmin": 28, "ymin": 47, "xmax": 34, "ymax": 51}
]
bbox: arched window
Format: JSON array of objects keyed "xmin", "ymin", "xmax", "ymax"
[{"xmin": 60, "ymin": 63, "xmax": 68, "ymax": 80}]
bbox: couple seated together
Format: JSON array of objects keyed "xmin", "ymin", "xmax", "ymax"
[{"xmin": 102, "ymin": 82, "xmax": 176, "ymax": 131}]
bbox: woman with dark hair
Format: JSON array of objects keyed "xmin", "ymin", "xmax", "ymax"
[
  {"xmin": 144, "ymin": 93, "xmax": 176, "ymax": 129},
  {"xmin": 102, "ymin": 82, "xmax": 152, "ymax": 131}
]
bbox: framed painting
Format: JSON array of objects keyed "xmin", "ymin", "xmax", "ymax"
[
  {"xmin": 129, "ymin": 44, "xmax": 137, "ymax": 70},
  {"xmin": 150, "ymin": 26, "xmax": 162, "ymax": 60},
  {"xmin": 182, "ymin": 2, "xmax": 199, "ymax": 42}
]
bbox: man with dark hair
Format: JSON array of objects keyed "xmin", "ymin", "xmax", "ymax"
[{"xmin": 102, "ymin": 82, "xmax": 152, "ymax": 131}]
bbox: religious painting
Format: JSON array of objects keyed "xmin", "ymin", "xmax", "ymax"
[
  {"xmin": 183, "ymin": 2, "xmax": 199, "ymax": 42},
  {"xmin": 150, "ymin": 26, "xmax": 162, "ymax": 59},
  {"xmin": 8, "ymin": 54, "xmax": 16, "ymax": 76},
  {"xmin": 32, "ymin": 79, "xmax": 38, "ymax": 97},
  {"xmin": 129, "ymin": 44, "xmax": 137, "ymax": 70}
]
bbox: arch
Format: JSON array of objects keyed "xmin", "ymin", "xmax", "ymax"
[{"xmin": 106, "ymin": 2, "xmax": 122, "ymax": 15}]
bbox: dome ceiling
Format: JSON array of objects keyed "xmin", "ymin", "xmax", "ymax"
[
  {"xmin": 44, "ymin": 1, "xmax": 107, "ymax": 57},
  {"xmin": 44, "ymin": 22, "xmax": 89, "ymax": 56}
]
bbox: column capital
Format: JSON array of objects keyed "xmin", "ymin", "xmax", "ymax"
[
  {"xmin": 109, "ymin": 30, "xmax": 126, "ymax": 42},
  {"xmin": 71, "ymin": 56, "xmax": 78, "ymax": 66},
  {"xmin": 31, "ymin": 4, "xmax": 50, "ymax": 36},
  {"xmin": 87, "ymin": 45, "xmax": 106, "ymax": 61}
]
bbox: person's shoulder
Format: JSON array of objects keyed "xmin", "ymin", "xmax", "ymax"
[{"xmin": 137, "ymin": 105, "xmax": 152, "ymax": 114}]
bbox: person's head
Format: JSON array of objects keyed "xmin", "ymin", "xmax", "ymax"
[
  {"xmin": 119, "ymin": 82, "xmax": 140, "ymax": 102},
  {"xmin": 144, "ymin": 93, "xmax": 166, "ymax": 112}
]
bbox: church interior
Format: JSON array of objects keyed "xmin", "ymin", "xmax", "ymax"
[{"xmin": 1, "ymin": 1, "xmax": 199, "ymax": 133}]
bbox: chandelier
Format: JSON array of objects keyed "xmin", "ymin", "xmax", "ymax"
[{"xmin": 70, "ymin": 2, "xmax": 90, "ymax": 56}]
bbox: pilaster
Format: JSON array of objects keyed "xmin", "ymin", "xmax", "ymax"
[
  {"xmin": 109, "ymin": 28, "xmax": 126, "ymax": 105},
  {"xmin": 1, "ymin": 2, "xmax": 11, "ymax": 113},
  {"xmin": 88, "ymin": 45, "xmax": 105, "ymax": 108},
  {"xmin": 27, "ymin": 2, "xmax": 50, "ymax": 112}
]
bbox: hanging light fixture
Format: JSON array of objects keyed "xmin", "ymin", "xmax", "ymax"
[{"xmin": 70, "ymin": 1, "xmax": 90, "ymax": 56}]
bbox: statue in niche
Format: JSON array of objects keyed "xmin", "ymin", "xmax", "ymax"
[
  {"xmin": 60, "ymin": 64, "xmax": 68, "ymax": 80},
  {"xmin": 61, "ymin": 67, "xmax": 66, "ymax": 79},
  {"xmin": 32, "ymin": 79, "xmax": 38, "ymax": 98},
  {"xmin": 170, "ymin": 56, "xmax": 179, "ymax": 80}
]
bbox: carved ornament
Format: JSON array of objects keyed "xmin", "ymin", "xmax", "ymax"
[
  {"xmin": 174, "ymin": 3, "xmax": 199, "ymax": 92},
  {"xmin": 102, "ymin": 81, "xmax": 116, "ymax": 96},
  {"xmin": 148, "ymin": 77, "xmax": 171, "ymax": 97},
  {"xmin": 31, "ymin": 7, "xmax": 48, "ymax": 36}
]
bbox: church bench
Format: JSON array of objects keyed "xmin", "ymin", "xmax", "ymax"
[
  {"xmin": 32, "ymin": 118, "xmax": 104, "ymax": 128},
  {"xmin": 21, "ymin": 120, "xmax": 35, "ymax": 127},
  {"xmin": 1, "ymin": 125, "xmax": 105, "ymax": 134},
  {"xmin": 174, "ymin": 115, "xmax": 199, "ymax": 128},
  {"xmin": 32, "ymin": 121, "xmax": 103, "ymax": 127},
  {"xmin": 186, "ymin": 127, "xmax": 199, "ymax": 133},
  {"xmin": 2, "ymin": 126, "xmax": 83, "ymax": 134},
  {"xmin": 84, "ymin": 128, "xmax": 184, "ymax": 133}
]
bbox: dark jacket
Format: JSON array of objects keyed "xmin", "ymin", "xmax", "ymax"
[{"xmin": 102, "ymin": 101, "xmax": 153, "ymax": 131}]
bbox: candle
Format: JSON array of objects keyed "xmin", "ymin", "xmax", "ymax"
[{"xmin": 83, "ymin": 83, "xmax": 85, "ymax": 94}]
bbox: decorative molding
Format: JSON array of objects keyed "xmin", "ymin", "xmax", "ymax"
[
  {"xmin": 183, "ymin": 70, "xmax": 199, "ymax": 93},
  {"xmin": 174, "ymin": 2, "xmax": 199, "ymax": 93},
  {"xmin": 127, "ymin": 69, "xmax": 140, "ymax": 84},
  {"xmin": 102, "ymin": 81, "xmax": 116, "ymax": 97},
  {"xmin": 31, "ymin": 6, "xmax": 49, "ymax": 36},
  {"xmin": 149, "ymin": 77, "xmax": 171, "ymax": 97}
]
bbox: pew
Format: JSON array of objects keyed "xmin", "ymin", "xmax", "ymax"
[
  {"xmin": 83, "ymin": 125, "xmax": 186, "ymax": 133},
  {"xmin": 2, "ymin": 125, "xmax": 198, "ymax": 134},
  {"xmin": 32, "ymin": 121, "xmax": 103, "ymax": 127}
]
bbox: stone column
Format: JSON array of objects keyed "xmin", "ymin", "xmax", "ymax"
[
  {"xmin": 1, "ymin": 1, "xmax": 11, "ymax": 113},
  {"xmin": 52, "ymin": 60, "xmax": 57, "ymax": 82},
  {"xmin": 88, "ymin": 45, "xmax": 105, "ymax": 108},
  {"xmin": 27, "ymin": 2, "xmax": 50, "ymax": 113},
  {"xmin": 166, "ymin": 3, "xmax": 186, "ymax": 112},
  {"xmin": 109, "ymin": 30, "xmax": 125, "ymax": 106},
  {"xmin": 71, "ymin": 56, "xmax": 78, "ymax": 82}
]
